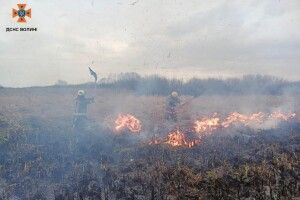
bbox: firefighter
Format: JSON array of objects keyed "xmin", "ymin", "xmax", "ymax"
[
  {"xmin": 165, "ymin": 91, "xmax": 181, "ymax": 122},
  {"xmin": 73, "ymin": 90, "xmax": 94, "ymax": 130}
]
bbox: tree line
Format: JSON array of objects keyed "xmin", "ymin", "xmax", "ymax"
[{"xmin": 95, "ymin": 73, "xmax": 300, "ymax": 96}]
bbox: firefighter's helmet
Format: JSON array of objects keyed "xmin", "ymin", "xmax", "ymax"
[
  {"xmin": 171, "ymin": 91, "xmax": 178, "ymax": 97},
  {"xmin": 77, "ymin": 90, "xmax": 85, "ymax": 96}
]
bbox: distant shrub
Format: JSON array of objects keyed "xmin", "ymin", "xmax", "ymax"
[
  {"xmin": 55, "ymin": 80, "xmax": 68, "ymax": 86},
  {"xmin": 98, "ymin": 73, "xmax": 299, "ymax": 96}
]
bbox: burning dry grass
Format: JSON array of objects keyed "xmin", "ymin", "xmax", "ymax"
[
  {"xmin": 163, "ymin": 129, "xmax": 200, "ymax": 147},
  {"xmin": 0, "ymin": 87, "xmax": 299, "ymax": 199},
  {"xmin": 194, "ymin": 113, "xmax": 220, "ymax": 134},
  {"xmin": 114, "ymin": 114, "xmax": 142, "ymax": 133},
  {"xmin": 194, "ymin": 111, "xmax": 296, "ymax": 135},
  {"xmin": 0, "ymin": 88, "xmax": 299, "ymax": 149},
  {"xmin": 109, "ymin": 110, "xmax": 296, "ymax": 149},
  {"xmin": 148, "ymin": 111, "xmax": 296, "ymax": 148}
]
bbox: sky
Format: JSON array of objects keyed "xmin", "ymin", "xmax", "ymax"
[{"xmin": 0, "ymin": 0, "xmax": 299, "ymax": 87}]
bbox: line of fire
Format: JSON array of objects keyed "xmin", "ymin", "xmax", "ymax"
[{"xmin": 73, "ymin": 69, "xmax": 298, "ymax": 149}]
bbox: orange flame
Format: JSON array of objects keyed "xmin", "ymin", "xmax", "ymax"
[
  {"xmin": 164, "ymin": 130, "xmax": 200, "ymax": 148},
  {"xmin": 148, "ymin": 130, "xmax": 200, "ymax": 148},
  {"xmin": 269, "ymin": 111, "xmax": 296, "ymax": 121},
  {"xmin": 221, "ymin": 112, "xmax": 265, "ymax": 128},
  {"xmin": 194, "ymin": 114, "xmax": 221, "ymax": 135},
  {"xmin": 115, "ymin": 114, "xmax": 142, "ymax": 133},
  {"xmin": 194, "ymin": 111, "xmax": 296, "ymax": 134}
]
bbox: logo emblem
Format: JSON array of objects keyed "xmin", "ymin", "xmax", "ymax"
[{"xmin": 12, "ymin": 4, "xmax": 31, "ymax": 23}]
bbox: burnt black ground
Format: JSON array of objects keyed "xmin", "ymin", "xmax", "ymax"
[{"xmin": 0, "ymin": 114, "xmax": 299, "ymax": 199}]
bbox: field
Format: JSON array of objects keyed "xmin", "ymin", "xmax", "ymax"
[{"xmin": 0, "ymin": 86, "xmax": 299, "ymax": 199}]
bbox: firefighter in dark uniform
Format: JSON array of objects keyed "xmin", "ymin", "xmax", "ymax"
[
  {"xmin": 165, "ymin": 91, "xmax": 181, "ymax": 122},
  {"xmin": 73, "ymin": 90, "xmax": 94, "ymax": 130}
]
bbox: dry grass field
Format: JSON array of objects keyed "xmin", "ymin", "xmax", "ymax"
[{"xmin": 0, "ymin": 86, "xmax": 299, "ymax": 199}]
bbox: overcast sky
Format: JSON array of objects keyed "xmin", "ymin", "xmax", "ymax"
[{"xmin": 0, "ymin": 0, "xmax": 299, "ymax": 87}]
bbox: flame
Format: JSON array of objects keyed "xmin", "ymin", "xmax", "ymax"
[
  {"xmin": 148, "ymin": 138, "xmax": 162, "ymax": 145},
  {"xmin": 269, "ymin": 111, "xmax": 296, "ymax": 121},
  {"xmin": 221, "ymin": 112, "xmax": 265, "ymax": 128},
  {"xmin": 115, "ymin": 114, "xmax": 142, "ymax": 133},
  {"xmin": 164, "ymin": 130, "xmax": 200, "ymax": 148},
  {"xmin": 194, "ymin": 111, "xmax": 296, "ymax": 134},
  {"xmin": 148, "ymin": 130, "xmax": 200, "ymax": 148},
  {"xmin": 113, "ymin": 111, "xmax": 296, "ymax": 148},
  {"xmin": 194, "ymin": 114, "xmax": 221, "ymax": 135}
]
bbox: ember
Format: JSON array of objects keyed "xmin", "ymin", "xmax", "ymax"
[
  {"xmin": 148, "ymin": 138, "xmax": 163, "ymax": 145},
  {"xmin": 115, "ymin": 114, "xmax": 142, "ymax": 133}
]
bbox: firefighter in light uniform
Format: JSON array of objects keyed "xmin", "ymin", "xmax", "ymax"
[
  {"xmin": 73, "ymin": 90, "xmax": 94, "ymax": 130},
  {"xmin": 166, "ymin": 91, "xmax": 181, "ymax": 122}
]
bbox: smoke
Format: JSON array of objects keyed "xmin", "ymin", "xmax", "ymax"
[
  {"xmin": 0, "ymin": 74, "xmax": 299, "ymax": 199},
  {"xmin": 86, "ymin": 76, "xmax": 300, "ymax": 144}
]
